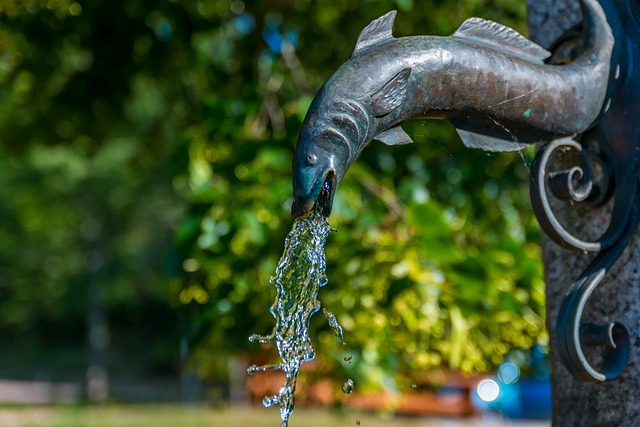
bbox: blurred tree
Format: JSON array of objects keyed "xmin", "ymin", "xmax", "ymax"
[
  {"xmin": 163, "ymin": 0, "xmax": 546, "ymax": 391},
  {"xmin": 0, "ymin": 0, "xmax": 188, "ymax": 399},
  {"xmin": 0, "ymin": 0, "xmax": 546, "ymax": 398}
]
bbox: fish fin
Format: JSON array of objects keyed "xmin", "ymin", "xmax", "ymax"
[
  {"xmin": 351, "ymin": 11, "xmax": 396, "ymax": 56},
  {"xmin": 369, "ymin": 68, "xmax": 412, "ymax": 117},
  {"xmin": 453, "ymin": 17, "xmax": 551, "ymax": 63},
  {"xmin": 456, "ymin": 128, "xmax": 530, "ymax": 152},
  {"xmin": 376, "ymin": 125, "xmax": 414, "ymax": 146}
]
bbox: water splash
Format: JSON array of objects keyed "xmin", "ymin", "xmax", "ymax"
[
  {"xmin": 249, "ymin": 209, "xmax": 342, "ymax": 426},
  {"xmin": 323, "ymin": 308, "xmax": 345, "ymax": 344}
]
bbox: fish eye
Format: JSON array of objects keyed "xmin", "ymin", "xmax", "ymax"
[{"xmin": 306, "ymin": 154, "xmax": 318, "ymax": 165}]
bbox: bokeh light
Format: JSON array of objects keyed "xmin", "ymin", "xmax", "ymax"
[{"xmin": 477, "ymin": 379, "xmax": 500, "ymax": 402}]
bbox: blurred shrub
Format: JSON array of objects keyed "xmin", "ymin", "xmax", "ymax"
[
  {"xmin": 167, "ymin": 0, "xmax": 546, "ymax": 389},
  {"xmin": 0, "ymin": 0, "xmax": 545, "ymax": 389}
]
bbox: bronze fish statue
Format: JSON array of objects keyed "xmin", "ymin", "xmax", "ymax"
[{"xmin": 291, "ymin": 0, "xmax": 615, "ymax": 219}]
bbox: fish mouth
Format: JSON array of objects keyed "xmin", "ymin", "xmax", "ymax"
[{"xmin": 291, "ymin": 171, "xmax": 336, "ymax": 219}]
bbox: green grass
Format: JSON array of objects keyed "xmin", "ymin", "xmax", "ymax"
[
  {"xmin": 0, "ymin": 404, "xmax": 414, "ymax": 427},
  {"xmin": 0, "ymin": 404, "xmax": 551, "ymax": 427}
]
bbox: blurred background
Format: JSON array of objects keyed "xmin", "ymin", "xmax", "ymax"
[{"xmin": 0, "ymin": 0, "xmax": 551, "ymax": 425}]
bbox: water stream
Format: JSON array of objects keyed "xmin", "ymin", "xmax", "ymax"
[{"xmin": 248, "ymin": 208, "xmax": 344, "ymax": 427}]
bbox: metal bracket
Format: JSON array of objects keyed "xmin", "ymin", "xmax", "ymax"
[{"xmin": 529, "ymin": 0, "xmax": 640, "ymax": 382}]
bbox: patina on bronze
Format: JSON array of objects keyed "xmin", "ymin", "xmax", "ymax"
[
  {"xmin": 290, "ymin": 0, "xmax": 640, "ymax": 382},
  {"xmin": 291, "ymin": 0, "xmax": 613, "ymax": 219}
]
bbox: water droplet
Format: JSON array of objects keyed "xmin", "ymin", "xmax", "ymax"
[
  {"xmin": 323, "ymin": 308, "xmax": 345, "ymax": 344},
  {"xmin": 342, "ymin": 379, "xmax": 354, "ymax": 394},
  {"xmin": 248, "ymin": 333, "xmax": 274, "ymax": 344},
  {"xmin": 263, "ymin": 395, "xmax": 279, "ymax": 407},
  {"xmin": 247, "ymin": 365, "xmax": 260, "ymax": 375},
  {"xmin": 410, "ymin": 384, "xmax": 418, "ymax": 390},
  {"xmin": 356, "ymin": 420, "xmax": 361, "ymax": 425},
  {"xmin": 344, "ymin": 355, "xmax": 352, "ymax": 363}
]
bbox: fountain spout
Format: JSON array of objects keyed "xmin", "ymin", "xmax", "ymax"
[
  {"xmin": 291, "ymin": 0, "xmax": 640, "ymax": 383},
  {"xmin": 291, "ymin": 0, "xmax": 614, "ymax": 219}
]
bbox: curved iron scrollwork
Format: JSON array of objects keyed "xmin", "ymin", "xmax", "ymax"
[
  {"xmin": 530, "ymin": 137, "xmax": 639, "ymax": 382},
  {"xmin": 530, "ymin": 138, "xmax": 601, "ymax": 252},
  {"xmin": 528, "ymin": 0, "xmax": 640, "ymax": 382}
]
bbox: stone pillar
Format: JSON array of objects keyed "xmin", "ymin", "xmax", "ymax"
[{"xmin": 528, "ymin": 1, "xmax": 640, "ymax": 425}]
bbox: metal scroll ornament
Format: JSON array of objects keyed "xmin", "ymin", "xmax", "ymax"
[
  {"xmin": 530, "ymin": 138, "xmax": 637, "ymax": 381},
  {"xmin": 528, "ymin": 0, "xmax": 639, "ymax": 382}
]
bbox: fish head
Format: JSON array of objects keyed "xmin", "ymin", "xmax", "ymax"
[
  {"xmin": 291, "ymin": 109, "xmax": 354, "ymax": 219},
  {"xmin": 291, "ymin": 66, "xmax": 415, "ymax": 219}
]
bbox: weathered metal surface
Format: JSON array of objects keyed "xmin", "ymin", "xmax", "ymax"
[
  {"xmin": 291, "ymin": 0, "xmax": 640, "ymax": 391},
  {"xmin": 526, "ymin": 0, "xmax": 639, "ymax": 383},
  {"xmin": 527, "ymin": 0, "xmax": 640, "ymax": 424},
  {"xmin": 530, "ymin": 140, "xmax": 636, "ymax": 383},
  {"xmin": 291, "ymin": 0, "xmax": 614, "ymax": 219},
  {"xmin": 527, "ymin": 0, "xmax": 582, "ymax": 48}
]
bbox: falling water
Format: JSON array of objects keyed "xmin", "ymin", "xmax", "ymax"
[
  {"xmin": 248, "ymin": 208, "xmax": 344, "ymax": 427},
  {"xmin": 341, "ymin": 378, "xmax": 354, "ymax": 394}
]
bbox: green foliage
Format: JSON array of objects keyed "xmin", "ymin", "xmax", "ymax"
[
  {"xmin": 164, "ymin": 0, "xmax": 546, "ymax": 388},
  {"xmin": 0, "ymin": 0, "xmax": 189, "ymax": 372},
  {"xmin": 0, "ymin": 0, "xmax": 546, "ymax": 390}
]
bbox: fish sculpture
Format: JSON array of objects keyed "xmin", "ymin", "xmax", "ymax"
[{"xmin": 291, "ymin": 0, "xmax": 615, "ymax": 219}]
